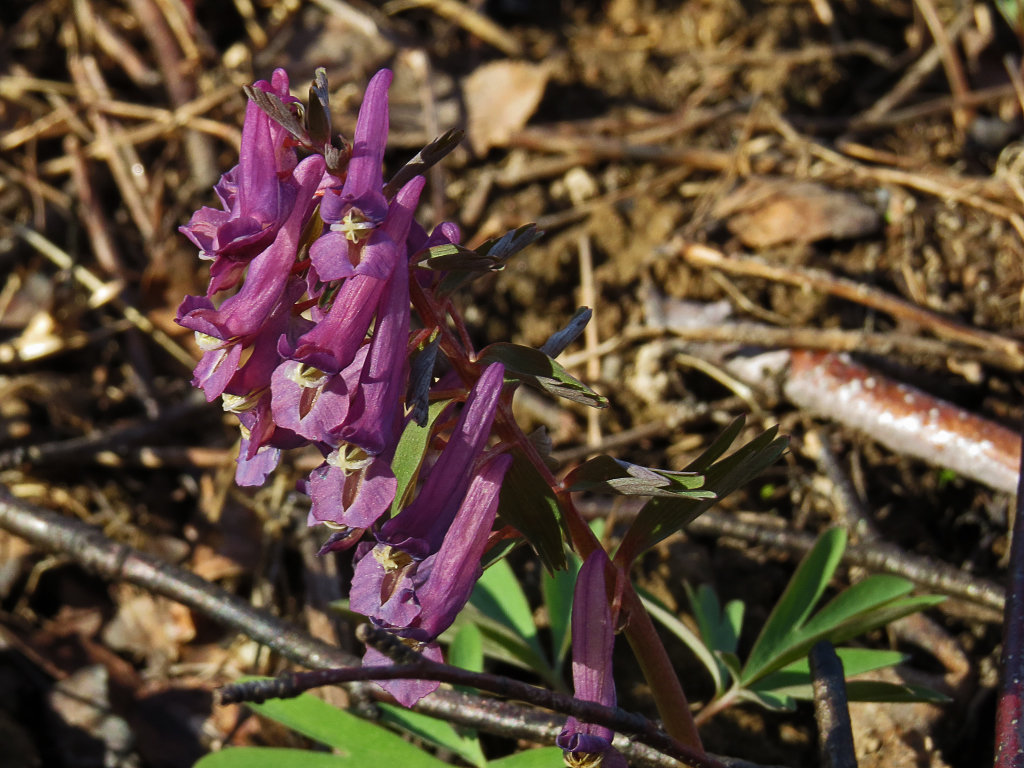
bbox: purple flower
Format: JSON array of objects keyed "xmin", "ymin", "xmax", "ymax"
[
  {"xmin": 177, "ymin": 153, "xmax": 325, "ymax": 342},
  {"xmin": 354, "ymin": 451, "xmax": 511, "ymax": 706},
  {"xmin": 318, "ymin": 69, "xmax": 392, "ymax": 237},
  {"xmin": 180, "ymin": 69, "xmax": 302, "ymax": 294},
  {"xmin": 378, "ymin": 362, "xmax": 505, "ymax": 553},
  {"xmin": 305, "ymin": 448, "xmax": 398, "ymax": 536},
  {"xmin": 290, "ymin": 174, "xmax": 422, "ymax": 375},
  {"xmin": 346, "ymin": 364, "xmax": 509, "ymax": 705},
  {"xmin": 557, "ymin": 551, "xmax": 628, "ymax": 768}
]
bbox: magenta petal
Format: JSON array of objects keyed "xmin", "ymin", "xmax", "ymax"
[
  {"xmin": 193, "ymin": 343, "xmax": 243, "ymax": 401},
  {"xmin": 307, "ymin": 457, "xmax": 397, "ymax": 530},
  {"xmin": 349, "ymin": 545, "xmax": 423, "ymax": 629},
  {"xmin": 288, "ymin": 257, "xmax": 391, "ymax": 373},
  {"xmin": 569, "ymin": 551, "xmax": 617, "ymax": 709},
  {"xmin": 340, "ymin": 237, "xmax": 412, "ymax": 455},
  {"xmin": 361, "ymin": 642, "xmax": 442, "ymax": 706},
  {"xmin": 380, "ymin": 362, "xmax": 505, "ymax": 550},
  {"xmin": 414, "ymin": 453, "xmax": 512, "ymax": 639},
  {"xmin": 182, "ymin": 154, "xmax": 325, "ymax": 340},
  {"xmin": 270, "ymin": 357, "xmax": 363, "ymax": 443},
  {"xmin": 308, "ymin": 231, "xmax": 357, "ymax": 281},
  {"xmin": 235, "ymin": 439, "xmax": 280, "ymax": 486},
  {"xmin": 322, "ymin": 69, "xmax": 392, "ymax": 225}
]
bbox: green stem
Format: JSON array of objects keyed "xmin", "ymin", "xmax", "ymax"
[{"xmin": 693, "ymin": 685, "xmax": 741, "ymax": 728}]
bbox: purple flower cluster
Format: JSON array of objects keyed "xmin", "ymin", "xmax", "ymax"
[{"xmin": 178, "ymin": 68, "xmax": 510, "ymax": 704}]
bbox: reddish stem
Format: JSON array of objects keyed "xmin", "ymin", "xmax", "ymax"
[
  {"xmin": 995, "ymin": 434, "xmax": 1024, "ymax": 768},
  {"xmin": 409, "ymin": 268, "xmax": 705, "ymax": 753}
]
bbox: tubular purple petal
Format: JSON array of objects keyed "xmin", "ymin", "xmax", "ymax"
[
  {"xmin": 378, "ymin": 362, "xmax": 506, "ymax": 551},
  {"xmin": 414, "ymin": 452, "xmax": 512, "ymax": 639},
  {"xmin": 361, "ymin": 641, "xmax": 443, "ymax": 706},
  {"xmin": 178, "ymin": 154, "xmax": 325, "ymax": 341},
  {"xmin": 307, "ymin": 455, "xmax": 397, "ymax": 531},
  {"xmin": 321, "ymin": 69, "xmax": 392, "ymax": 227},
  {"xmin": 558, "ymin": 550, "xmax": 627, "ymax": 768}
]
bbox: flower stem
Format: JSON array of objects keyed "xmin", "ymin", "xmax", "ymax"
[
  {"xmin": 621, "ymin": 581, "xmax": 705, "ymax": 750},
  {"xmin": 411, "ymin": 269, "xmax": 705, "ymax": 754}
]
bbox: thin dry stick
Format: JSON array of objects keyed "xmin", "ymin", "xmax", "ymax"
[
  {"xmin": 851, "ymin": 7, "xmax": 973, "ymax": 128},
  {"xmin": 65, "ymin": 135, "xmax": 124, "ymax": 276},
  {"xmin": 0, "ymin": 391, "xmax": 209, "ymax": 471},
  {"xmin": 68, "ymin": 53, "xmax": 157, "ymax": 243},
  {"xmin": 578, "ymin": 232, "xmax": 601, "ymax": 448},
  {"xmin": 7, "ymin": 220, "xmax": 195, "ymax": 369},
  {"xmin": 128, "ymin": 0, "xmax": 217, "ymax": 187},
  {"xmin": 536, "ymin": 167, "xmax": 692, "ymax": 232},
  {"xmin": 88, "ymin": 8, "xmax": 161, "ymax": 86},
  {"xmin": 39, "ymin": 86, "xmax": 243, "ymax": 174},
  {"xmin": 620, "ymin": 321, "xmax": 1018, "ymax": 372},
  {"xmin": 508, "ymin": 127, "xmax": 734, "ymax": 171},
  {"xmin": 802, "ymin": 140, "xmax": 1024, "ymax": 240},
  {"xmin": 383, "ymin": 0, "xmax": 522, "ymax": 56},
  {"xmin": 679, "ymin": 241, "xmax": 1024, "ymax": 370},
  {"xmin": 909, "ymin": 0, "xmax": 972, "ymax": 132}
]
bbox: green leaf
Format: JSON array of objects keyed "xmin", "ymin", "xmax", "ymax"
[
  {"xmin": 640, "ymin": 587, "xmax": 726, "ymax": 695},
  {"xmin": 564, "ymin": 455, "xmax": 711, "ymax": 498},
  {"xmin": 481, "ymin": 536, "xmax": 523, "ymax": 570},
  {"xmin": 443, "ymin": 602, "xmax": 559, "ymax": 687},
  {"xmin": 687, "ymin": 415, "xmax": 748, "ymax": 470},
  {"xmin": 436, "ymin": 224, "xmax": 543, "ymax": 296},
  {"xmin": 245, "ymin": 691, "xmax": 447, "ymax": 764},
  {"xmin": 735, "ymin": 687, "xmax": 796, "ymax": 712},
  {"xmin": 798, "ymin": 575, "xmax": 915, "ymax": 638},
  {"xmin": 379, "ymin": 704, "xmax": 487, "ymax": 767},
  {"xmin": 386, "ymin": 129, "xmax": 465, "ymax": 199},
  {"xmin": 420, "ymin": 243, "xmax": 507, "ymax": 272},
  {"xmin": 741, "ymin": 528, "xmax": 847, "ymax": 685},
  {"xmin": 844, "ymin": 680, "xmax": 951, "ymax": 703},
  {"xmin": 194, "ymin": 747, "xmax": 352, "ymax": 768},
  {"xmin": 686, "ymin": 583, "xmax": 743, "ymax": 656},
  {"xmin": 450, "ymin": 622, "xmax": 485, "ymax": 675},
  {"xmin": 742, "ymin": 588, "xmax": 945, "ymax": 685},
  {"xmin": 488, "ymin": 748, "xmax": 566, "ymax": 768},
  {"xmin": 480, "ymin": 343, "xmax": 608, "ymax": 409},
  {"xmin": 390, "ymin": 400, "xmax": 450, "ymax": 515},
  {"xmin": 407, "ymin": 334, "xmax": 441, "ymax": 426},
  {"xmin": 542, "ymin": 555, "xmax": 580, "ymax": 670},
  {"xmin": 496, "ymin": 448, "xmax": 567, "ymax": 572},
  {"xmin": 751, "ymin": 648, "xmax": 908, "ymax": 699},
  {"xmin": 243, "ymin": 86, "xmax": 308, "ymax": 146},
  {"xmin": 994, "ymin": 0, "xmax": 1024, "ymax": 34},
  {"xmin": 307, "ymin": 68, "xmax": 332, "ymax": 149},
  {"xmin": 616, "ymin": 423, "xmax": 787, "ymax": 561},
  {"xmin": 470, "ymin": 558, "xmax": 547, "ymax": 666},
  {"xmin": 750, "ymin": 595, "xmax": 948, "ymax": 680}
]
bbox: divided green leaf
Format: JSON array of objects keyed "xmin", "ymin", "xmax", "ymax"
[
  {"xmin": 565, "ymin": 454, "xmax": 711, "ymax": 498},
  {"xmin": 616, "ymin": 419, "xmax": 787, "ymax": 562},
  {"xmin": 480, "ymin": 343, "xmax": 608, "ymax": 408},
  {"xmin": 496, "ymin": 448, "xmax": 568, "ymax": 572}
]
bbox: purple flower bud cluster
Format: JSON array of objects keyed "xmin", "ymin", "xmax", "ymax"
[{"xmin": 177, "ymin": 68, "xmax": 510, "ymax": 704}]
